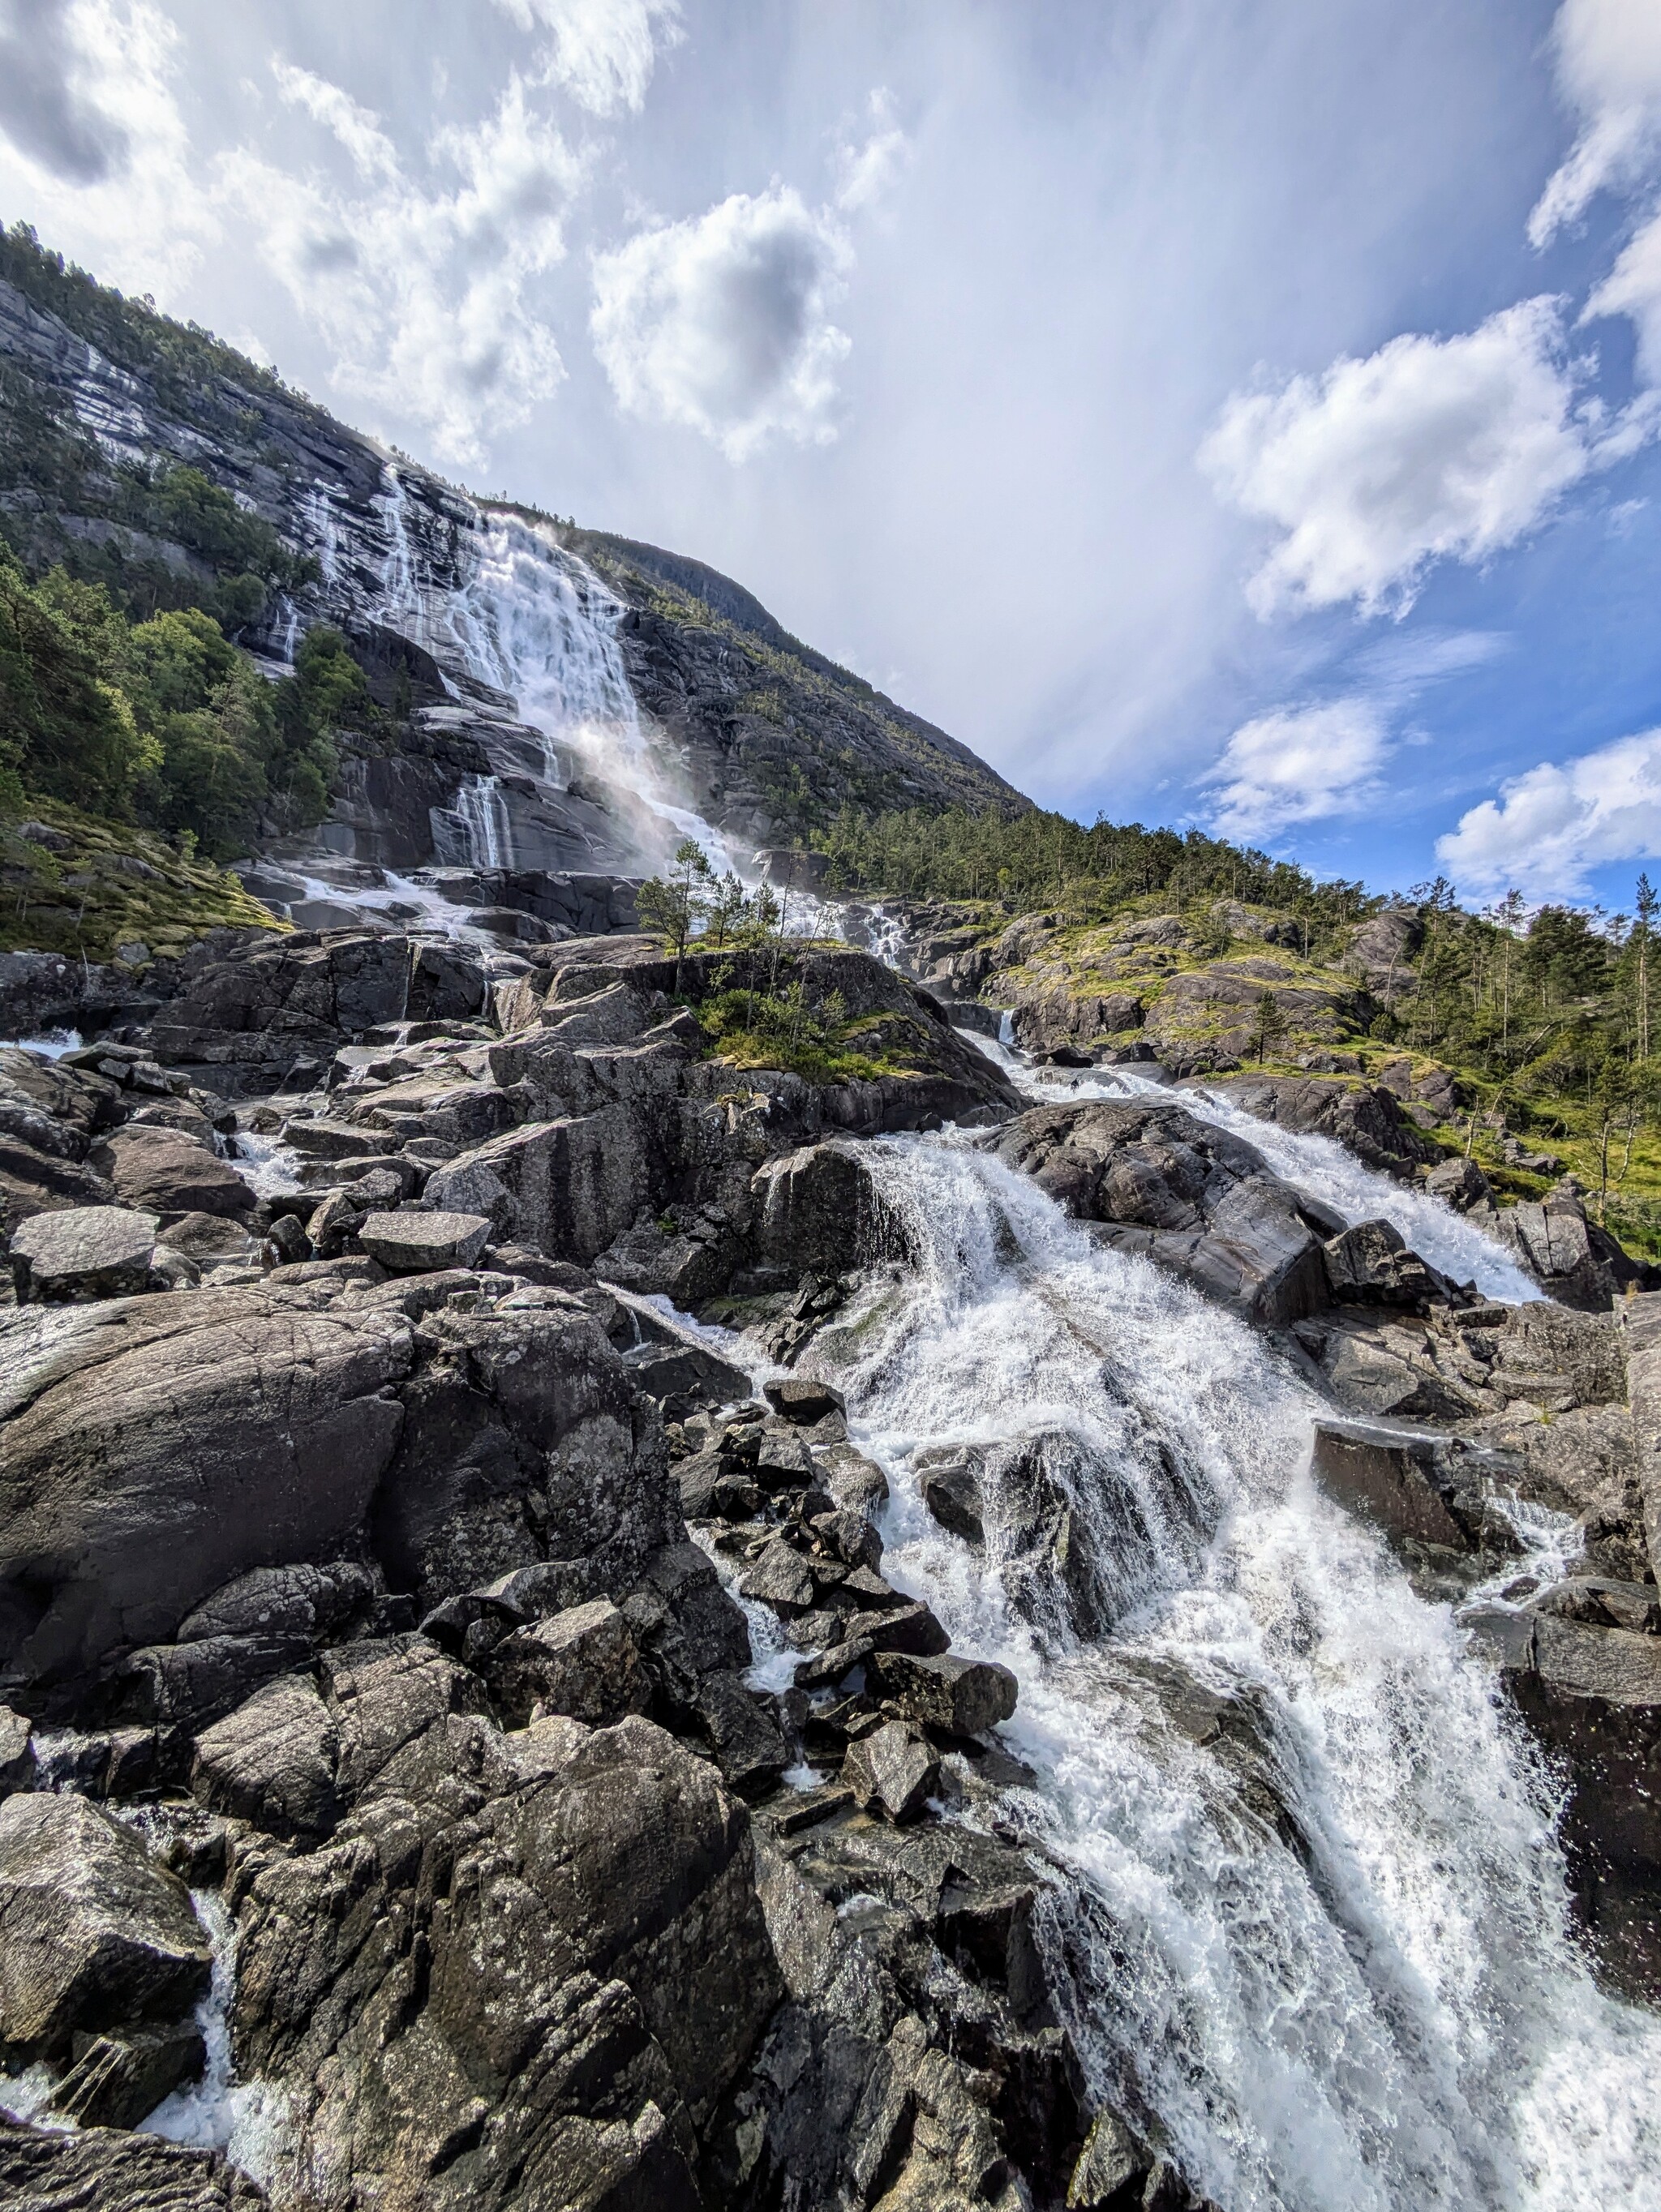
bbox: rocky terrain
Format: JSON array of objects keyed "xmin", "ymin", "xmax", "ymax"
[{"xmin": 0, "ymin": 881, "xmax": 1657, "ymax": 2208}]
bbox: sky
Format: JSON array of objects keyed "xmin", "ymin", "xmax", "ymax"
[{"xmin": 3, "ymin": 1, "xmax": 1661, "ymax": 911}]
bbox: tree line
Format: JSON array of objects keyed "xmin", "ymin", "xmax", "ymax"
[
  {"xmin": 809, "ymin": 802, "xmax": 1370, "ymax": 933},
  {"xmin": 0, "ymin": 545, "xmax": 363, "ymax": 856}
]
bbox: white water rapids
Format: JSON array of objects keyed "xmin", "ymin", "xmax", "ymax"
[
  {"xmin": 966, "ymin": 1032, "xmax": 1541, "ymax": 1305},
  {"xmin": 685, "ymin": 1125, "xmax": 1661, "ymax": 2210}
]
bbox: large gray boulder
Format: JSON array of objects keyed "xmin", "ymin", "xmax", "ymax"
[
  {"xmin": 989, "ymin": 1099, "xmax": 1342, "ymax": 1327},
  {"xmin": 8, "ymin": 1204, "xmax": 159, "ymax": 1302},
  {"xmin": 0, "ymin": 1288, "xmax": 412, "ymax": 1699},
  {"xmin": 229, "ymin": 1710, "xmax": 783, "ymax": 2210},
  {"xmin": 357, "ymin": 1207, "xmax": 491, "ymax": 1271},
  {"xmin": 0, "ymin": 1793, "xmax": 211, "ymax": 2057},
  {"xmin": 88, "ymin": 1125, "xmax": 254, "ymax": 1220},
  {"xmin": 1187, "ymin": 1072, "xmax": 1436, "ymax": 1177}
]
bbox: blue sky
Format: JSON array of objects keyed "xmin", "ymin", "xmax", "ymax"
[{"xmin": 2, "ymin": 0, "xmax": 1661, "ymax": 909}]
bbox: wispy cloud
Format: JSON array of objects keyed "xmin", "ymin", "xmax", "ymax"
[{"xmin": 1200, "ymin": 698, "xmax": 1391, "ymax": 841}]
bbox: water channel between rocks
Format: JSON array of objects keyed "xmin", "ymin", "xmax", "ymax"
[{"xmin": 669, "ymin": 1121, "xmax": 1661, "ymax": 2212}]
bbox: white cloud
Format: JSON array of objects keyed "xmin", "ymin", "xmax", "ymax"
[
  {"xmin": 1200, "ymin": 299, "xmax": 1593, "ymax": 617},
  {"xmin": 1529, "ymin": 0, "xmax": 1661, "ymax": 246},
  {"xmin": 0, "ymin": 0, "xmax": 215, "ymax": 298},
  {"xmin": 272, "ymin": 59, "xmax": 398, "ymax": 182},
  {"xmin": 219, "ymin": 68, "xmax": 580, "ymax": 466},
  {"xmin": 590, "ymin": 185, "xmax": 851, "ymax": 461},
  {"xmin": 491, "ymin": 0, "xmax": 681, "ymax": 116},
  {"xmin": 1200, "ymin": 698, "xmax": 1390, "ymax": 842},
  {"xmin": 1588, "ymin": 203, "xmax": 1661, "ymax": 384},
  {"xmin": 835, "ymin": 88, "xmax": 910, "ymax": 215},
  {"xmin": 1437, "ymin": 728, "xmax": 1661, "ymax": 898}
]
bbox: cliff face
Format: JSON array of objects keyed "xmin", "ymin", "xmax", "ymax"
[{"xmin": 0, "ymin": 241, "xmax": 1024, "ymax": 879}]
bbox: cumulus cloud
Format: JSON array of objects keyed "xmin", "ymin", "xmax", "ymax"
[
  {"xmin": 1529, "ymin": 0, "xmax": 1661, "ymax": 246},
  {"xmin": 491, "ymin": 0, "xmax": 681, "ymax": 116},
  {"xmin": 590, "ymin": 185, "xmax": 851, "ymax": 460},
  {"xmin": 1199, "ymin": 698, "xmax": 1391, "ymax": 842},
  {"xmin": 1200, "ymin": 299, "xmax": 1594, "ymax": 617},
  {"xmin": 219, "ymin": 67, "xmax": 579, "ymax": 465},
  {"xmin": 0, "ymin": 0, "xmax": 214, "ymax": 294},
  {"xmin": 1436, "ymin": 727, "xmax": 1661, "ymax": 898}
]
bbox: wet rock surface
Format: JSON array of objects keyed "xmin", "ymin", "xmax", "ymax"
[{"xmin": 5, "ymin": 905, "xmax": 1661, "ymax": 2201}]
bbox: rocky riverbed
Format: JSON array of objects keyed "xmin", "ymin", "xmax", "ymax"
[{"xmin": 2, "ymin": 911, "xmax": 1660, "ymax": 2210}]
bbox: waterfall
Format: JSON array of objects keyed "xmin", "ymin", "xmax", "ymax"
[
  {"xmin": 363, "ymin": 466, "xmax": 734, "ymax": 871},
  {"xmin": 965, "ymin": 1033, "xmax": 1540, "ymax": 1305},
  {"xmin": 763, "ymin": 1133, "xmax": 1661, "ymax": 2211},
  {"xmin": 449, "ymin": 772, "xmax": 512, "ymax": 872}
]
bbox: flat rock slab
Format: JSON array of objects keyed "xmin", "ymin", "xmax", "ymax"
[
  {"xmin": 93, "ymin": 1127, "xmax": 255, "ymax": 1220},
  {"xmin": 358, "ymin": 1208, "xmax": 491, "ymax": 1271},
  {"xmin": 0, "ymin": 1794, "xmax": 211, "ymax": 2057},
  {"xmin": 9, "ymin": 1204, "xmax": 158, "ymax": 1301}
]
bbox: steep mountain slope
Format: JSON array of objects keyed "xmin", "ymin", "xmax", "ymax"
[{"xmin": 0, "ymin": 225, "xmax": 1024, "ymax": 886}]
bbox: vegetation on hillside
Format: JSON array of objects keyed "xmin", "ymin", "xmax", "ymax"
[
  {"xmin": 1, "ymin": 802, "xmax": 280, "ymax": 963},
  {"xmin": 0, "ymin": 544, "xmax": 367, "ymax": 856},
  {"xmin": 813, "ymin": 802, "xmax": 1368, "ymax": 932},
  {"xmin": 634, "ymin": 838, "xmax": 927, "ymax": 1081}
]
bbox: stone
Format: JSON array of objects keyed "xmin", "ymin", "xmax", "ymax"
[
  {"xmin": 1425, "ymin": 1156, "xmax": 1492, "ymax": 1212},
  {"xmin": 990, "ymin": 1100, "xmax": 1337, "ymax": 1327},
  {"xmin": 357, "ymin": 1207, "xmax": 492, "ymax": 1271},
  {"xmin": 764, "ymin": 1375, "xmax": 848, "ymax": 1425},
  {"xmin": 49, "ymin": 2021, "xmax": 207, "ymax": 2129},
  {"xmin": 1309, "ymin": 1418, "xmax": 1518, "ymax": 1557},
  {"xmin": 90, "ymin": 1125, "xmax": 255, "ymax": 1220},
  {"xmin": 0, "ymin": 2116, "xmax": 266, "ymax": 2210},
  {"xmin": 916, "ymin": 1448, "xmax": 986, "ymax": 1543},
  {"xmin": 0, "ymin": 1704, "xmax": 31, "ymax": 1790},
  {"xmin": 1067, "ymin": 2109, "xmax": 1147, "ymax": 2209},
  {"xmin": 8, "ymin": 1203, "xmax": 158, "ymax": 1301},
  {"xmin": 739, "ymin": 1540, "xmax": 819, "ymax": 1614},
  {"xmin": 490, "ymin": 1598, "xmax": 650, "ymax": 1726},
  {"xmin": 843, "ymin": 1719, "xmax": 940, "ymax": 1823},
  {"xmin": 0, "ymin": 1794, "xmax": 211, "ymax": 2057},
  {"xmin": 1322, "ymin": 1218, "xmax": 1444, "ymax": 1307},
  {"xmin": 191, "ymin": 1674, "xmax": 341, "ymax": 1841},
  {"xmin": 865, "ymin": 1651, "xmax": 1019, "ymax": 1737},
  {"xmin": 282, "ymin": 1115, "xmax": 398, "ymax": 1160},
  {"xmin": 0, "ymin": 1288, "xmax": 412, "ymax": 1698}
]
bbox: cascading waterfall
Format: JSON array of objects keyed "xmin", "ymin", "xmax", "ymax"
[
  {"xmin": 762, "ymin": 1132, "xmax": 1661, "ymax": 2211},
  {"xmin": 450, "ymin": 772, "xmax": 512, "ymax": 872},
  {"xmin": 367, "ymin": 467, "xmax": 734, "ymax": 869},
  {"xmin": 967, "ymin": 1032, "xmax": 1540, "ymax": 1305}
]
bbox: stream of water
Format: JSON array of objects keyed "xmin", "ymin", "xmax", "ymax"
[
  {"xmin": 964, "ymin": 1031, "xmax": 1541, "ymax": 1306},
  {"xmin": 777, "ymin": 1133, "xmax": 1661, "ymax": 2210}
]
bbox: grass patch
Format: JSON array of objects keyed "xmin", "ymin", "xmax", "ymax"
[
  {"xmin": 693, "ymin": 984, "xmax": 926, "ymax": 1084},
  {"xmin": 0, "ymin": 798, "xmax": 280, "ymax": 964}
]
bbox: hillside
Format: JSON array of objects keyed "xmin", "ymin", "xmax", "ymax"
[{"xmin": 0, "ymin": 221, "xmax": 1023, "ymax": 881}]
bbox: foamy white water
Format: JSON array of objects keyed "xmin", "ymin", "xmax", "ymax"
[
  {"xmin": 780, "ymin": 1134, "xmax": 1661, "ymax": 2212},
  {"xmin": 964, "ymin": 1031, "xmax": 1540, "ymax": 1305},
  {"xmin": 370, "ymin": 471, "xmax": 736, "ymax": 873}
]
